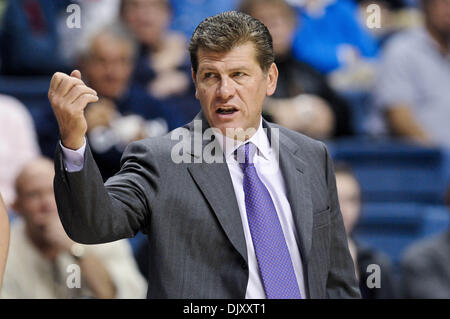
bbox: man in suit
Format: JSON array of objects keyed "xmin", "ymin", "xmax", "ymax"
[{"xmin": 48, "ymin": 11, "xmax": 360, "ymax": 298}]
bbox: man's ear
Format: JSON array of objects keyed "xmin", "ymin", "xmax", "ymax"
[
  {"xmin": 266, "ymin": 63, "xmax": 278, "ymax": 97},
  {"xmin": 191, "ymin": 68, "xmax": 199, "ymax": 100}
]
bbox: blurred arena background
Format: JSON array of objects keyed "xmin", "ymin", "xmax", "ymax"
[{"xmin": 0, "ymin": 0, "xmax": 449, "ymax": 298}]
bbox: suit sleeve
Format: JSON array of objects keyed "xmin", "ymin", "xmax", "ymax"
[
  {"xmin": 54, "ymin": 139, "xmax": 158, "ymax": 244},
  {"xmin": 322, "ymin": 143, "xmax": 361, "ymax": 298}
]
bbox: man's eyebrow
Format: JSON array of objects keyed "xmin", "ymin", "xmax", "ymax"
[
  {"xmin": 198, "ymin": 65, "xmax": 252, "ymax": 73},
  {"xmin": 228, "ymin": 66, "xmax": 252, "ymax": 72},
  {"xmin": 197, "ymin": 66, "xmax": 217, "ymax": 73}
]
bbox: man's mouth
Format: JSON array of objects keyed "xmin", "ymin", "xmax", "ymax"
[{"xmin": 216, "ymin": 106, "xmax": 238, "ymax": 115}]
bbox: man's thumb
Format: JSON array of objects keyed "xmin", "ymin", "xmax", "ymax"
[{"xmin": 70, "ymin": 70, "xmax": 82, "ymax": 80}]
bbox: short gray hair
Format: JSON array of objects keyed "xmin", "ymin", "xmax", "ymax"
[
  {"xmin": 189, "ymin": 11, "xmax": 274, "ymax": 75},
  {"xmin": 79, "ymin": 22, "xmax": 138, "ymax": 62}
]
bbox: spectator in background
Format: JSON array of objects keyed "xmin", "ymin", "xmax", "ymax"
[
  {"xmin": 1, "ymin": 158, "xmax": 147, "ymax": 299},
  {"xmin": 240, "ymin": 0, "xmax": 353, "ymax": 139},
  {"xmin": 78, "ymin": 24, "xmax": 169, "ymax": 179},
  {"xmin": 0, "ymin": 94, "xmax": 40, "ymax": 207},
  {"xmin": 0, "ymin": 0, "xmax": 6, "ymax": 22},
  {"xmin": 335, "ymin": 163, "xmax": 397, "ymax": 299},
  {"xmin": 0, "ymin": 193, "xmax": 9, "ymax": 291},
  {"xmin": 400, "ymin": 184, "xmax": 450, "ymax": 298},
  {"xmin": 169, "ymin": 0, "xmax": 238, "ymax": 37},
  {"xmin": 120, "ymin": 0, "xmax": 200, "ymax": 127},
  {"xmin": 355, "ymin": 0, "xmax": 423, "ymax": 48},
  {"xmin": 290, "ymin": 0, "xmax": 379, "ymax": 74},
  {"xmin": 59, "ymin": 0, "xmax": 121, "ymax": 65},
  {"xmin": 0, "ymin": 0, "xmax": 72, "ymax": 75},
  {"xmin": 373, "ymin": 0, "xmax": 450, "ymax": 147}
]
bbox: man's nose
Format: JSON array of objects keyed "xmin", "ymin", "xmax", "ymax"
[{"xmin": 216, "ymin": 76, "xmax": 235, "ymax": 100}]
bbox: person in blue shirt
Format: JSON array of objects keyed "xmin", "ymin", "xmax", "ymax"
[
  {"xmin": 120, "ymin": 0, "xmax": 201, "ymax": 129},
  {"xmin": 0, "ymin": 0, "xmax": 72, "ymax": 75},
  {"xmin": 291, "ymin": 0, "xmax": 379, "ymax": 73},
  {"xmin": 169, "ymin": 0, "xmax": 239, "ymax": 37}
]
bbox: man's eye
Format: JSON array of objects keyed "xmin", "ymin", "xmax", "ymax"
[
  {"xmin": 204, "ymin": 73, "xmax": 215, "ymax": 79},
  {"xmin": 233, "ymin": 72, "xmax": 245, "ymax": 77}
]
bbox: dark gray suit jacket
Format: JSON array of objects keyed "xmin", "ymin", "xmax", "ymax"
[
  {"xmin": 54, "ymin": 112, "xmax": 360, "ymax": 299},
  {"xmin": 400, "ymin": 230, "xmax": 450, "ymax": 298}
]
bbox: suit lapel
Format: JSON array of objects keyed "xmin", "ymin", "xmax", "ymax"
[
  {"xmin": 186, "ymin": 113, "xmax": 248, "ymax": 263},
  {"xmin": 187, "ymin": 161, "xmax": 248, "ymax": 263},
  {"xmin": 183, "ymin": 114, "xmax": 314, "ymax": 267},
  {"xmin": 265, "ymin": 121, "xmax": 313, "ymax": 262}
]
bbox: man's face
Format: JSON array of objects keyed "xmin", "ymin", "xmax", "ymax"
[
  {"xmin": 122, "ymin": 0, "xmax": 170, "ymax": 47},
  {"xmin": 82, "ymin": 33, "xmax": 134, "ymax": 100},
  {"xmin": 193, "ymin": 42, "xmax": 278, "ymax": 138},
  {"xmin": 249, "ymin": 3, "xmax": 296, "ymax": 57},
  {"xmin": 14, "ymin": 161, "xmax": 58, "ymax": 241},
  {"xmin": 426, "ymin": 0, "xmax": 450, "ymax": 36}
]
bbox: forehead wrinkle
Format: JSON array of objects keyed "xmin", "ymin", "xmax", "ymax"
[
  {"xmin": 197, "ymin": 43, "xmax": 260, "ymax": 71},
  {"xmin": 198, "ymin": 63, "xmax": 254, "ymax": 74},
  {"xmin": 197, "ymin": 56, "xmax": 259, "ymax": 75}
]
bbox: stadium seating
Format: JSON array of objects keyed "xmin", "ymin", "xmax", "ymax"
[
  {"xmin": 327, "ymin": 137, "xmax": 450, "ymax": 204},
  {"xmin": 353, "ymin": 202, "xmax": 449, "ymax": 276}
]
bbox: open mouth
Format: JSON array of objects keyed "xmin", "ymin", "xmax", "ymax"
[{"xmin": 216, "ymin": 106, "xmax": 238, "ymax": 115}]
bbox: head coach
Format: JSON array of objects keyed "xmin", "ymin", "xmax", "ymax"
[{"xmin": 48, "ymin": 11, "xmax": 360, "ymax": 299}]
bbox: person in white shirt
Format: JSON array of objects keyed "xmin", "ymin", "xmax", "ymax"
[
  {"xmin": 0, "ymin": 193, "xmax": 9, "ymax": 291},
  {"xmin": 1, "ymin": 158, "xmax": 147, "ymax": 299},
  {"xmin": 0, "ymin": 94, "xmax": 40, "ymax": 207}
]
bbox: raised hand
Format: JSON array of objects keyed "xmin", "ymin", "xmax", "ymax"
[{"xmin": 48, "ymin": 70, "xmax": 99, "ymax": 150}]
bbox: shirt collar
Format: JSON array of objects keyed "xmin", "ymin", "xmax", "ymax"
[{"xmin": 212, "ymin": 118, "xmax": 272, "ymax": 161}]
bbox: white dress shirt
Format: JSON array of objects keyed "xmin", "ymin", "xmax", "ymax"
[
  {"xmin": 212, "ymin": 120, "xmax": 306, "ymax": 299},
  {"xmin": 61, "ymin": 119, "xmax": 307, "ymax": 299}
]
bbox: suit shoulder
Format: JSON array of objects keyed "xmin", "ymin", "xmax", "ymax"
[
  {"xmin": 119, "ymin": 135, "xmax": 172, "ymax": 171},
  {"xmin": 123, "ymin": 130, "xmax": 181, "ymax": 157}
]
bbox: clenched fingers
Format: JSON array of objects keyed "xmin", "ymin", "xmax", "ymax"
[
  {"xmin": 64, "ymin": 84, "xmax": 98, "ymax": 106},
  {"xmin": 72, "ymin": 93, "xmax": 99, "ymax": 109},
  {"xmin": 48, "ymin": 72, "xmax": 85, "ymax": 100}
]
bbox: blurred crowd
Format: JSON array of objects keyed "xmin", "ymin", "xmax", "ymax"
[{"xmin": 0, "ymin": 0, "xmax": 449, "ymax": 299}]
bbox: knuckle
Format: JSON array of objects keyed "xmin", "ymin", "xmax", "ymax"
[
  {"xmin": 72, "ymin": 85, "xmax": 83, "ymax": 94},
  {"xmin": 57, "ymin": 73, "xmax": 68, "ymax": 81},
  {"xmin": 50, "ymin": 95, "xmax": 60, "ymax": 107},
  {"xmin": 73, "ymin": 78, "xmax": 84, "ymax": 85}
]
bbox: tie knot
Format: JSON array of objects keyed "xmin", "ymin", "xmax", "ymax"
[{"xmin": 236, "ymin": 142, "xmax": 257, "ymax": 166}]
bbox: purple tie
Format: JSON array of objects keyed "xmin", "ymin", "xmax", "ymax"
[{"xmin": 238, "ymin": 142, "xmax": 302, "ymax": 299}]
